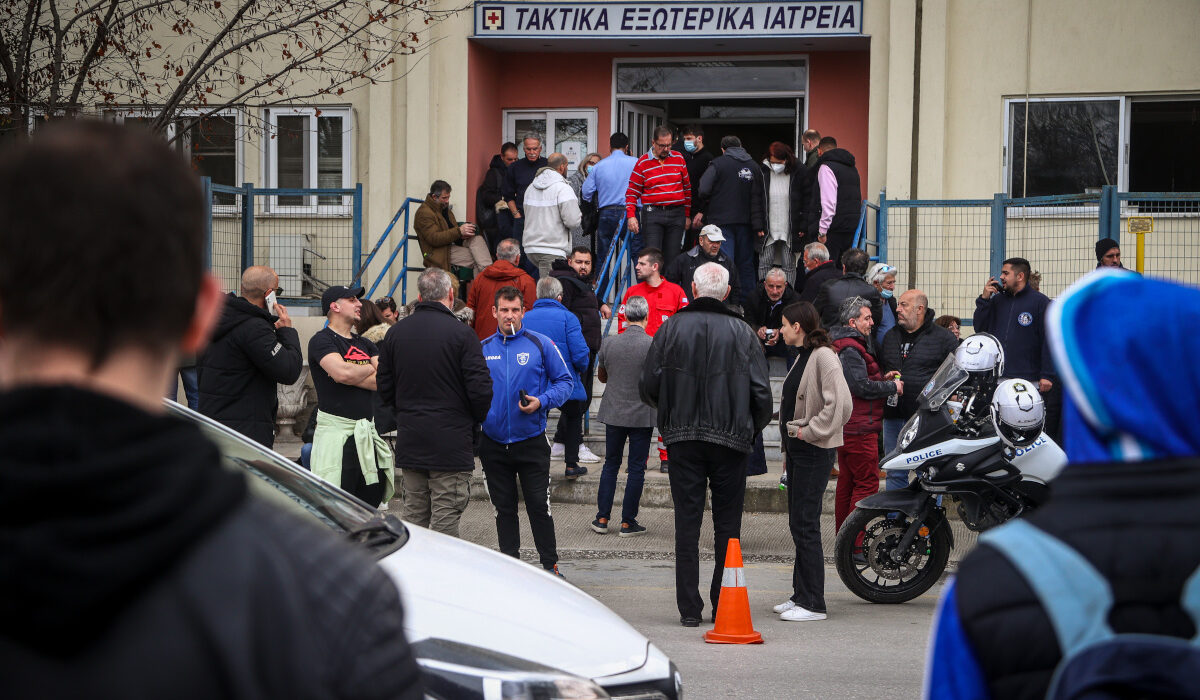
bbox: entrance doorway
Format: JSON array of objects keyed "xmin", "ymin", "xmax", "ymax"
[
  {"xmin": 614, "ymin": 56, "xmax": 808, "ymax": 157},
  {"xmin": 619, "ymin": 96, "xmax": 801, "ymax": 160}
]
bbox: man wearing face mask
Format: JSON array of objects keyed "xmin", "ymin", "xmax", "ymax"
[
  {"xmin": 676, "ymin": 125, "xmax": 713, "ymax": 247},
  {"xmin": 479, "ymin": 286, "xmax": 575, "ymax": 577},
  {"xmin": 198, "ymin": 265, "xmax": 303, "ymax": 448}
]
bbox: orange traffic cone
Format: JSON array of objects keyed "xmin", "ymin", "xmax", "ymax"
[{"xmin": 703, "ymin": 538, "xmax": 763, "ymax": 644}]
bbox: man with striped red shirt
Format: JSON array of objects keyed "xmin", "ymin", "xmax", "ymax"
[{"xmin": 626, "ymin": 126, "xmax": 691, "ymax": 267}]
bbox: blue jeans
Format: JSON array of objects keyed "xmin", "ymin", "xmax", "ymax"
[
  {"xmin": 167, "ymin": 367, "xmax": 199, "ymax": 410},
  {"xmin": 596, "ymin": 206, "xmax": 625, "ymax": 277},
  {"xmin": 882, "ymin": 417, "xmax": 909, "ymax": 490},
  {"xmin": 596, "ymin": 425, "xmax": 652, "ymax": 524},
  {"xmin": 717, "ymin": 223, "xmax": 756, "ymax": 305}
]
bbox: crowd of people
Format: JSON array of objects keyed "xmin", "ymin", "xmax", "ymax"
[{"xmin": 188, "ymin": 125, "xmax": 1140, "ymax": 627}]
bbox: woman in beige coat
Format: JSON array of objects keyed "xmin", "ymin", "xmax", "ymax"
[{"xmin": 774, "ymin": 300, "xmax": 852, "ymax": 622}]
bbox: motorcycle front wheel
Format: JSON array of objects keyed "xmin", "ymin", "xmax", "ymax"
[{"xmin": 834, "ymin": 508, "xmax": 952, "ymax": 604}]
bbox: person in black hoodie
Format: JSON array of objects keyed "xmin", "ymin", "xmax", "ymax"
[
  {"xmin": 0, "ymin": 121, "xmax": 422, "ymax": 699},
  {"xmin": 477, "ymin": 142, "xmax": 518, "ymax": 254},
  {"xmin": 675, "ymin": 124, "xmax": 714, "ymax": 250},
  {"xmin": 698, "ymin": 135, "xmax": 766, "ymax": 305},
  {"xmin": 807, "ymin": 136, "xmax": 862, "ymax": 265},
  {"xmin": 197, "ymin": 265, "xmax": 304, "ymax": 448}
]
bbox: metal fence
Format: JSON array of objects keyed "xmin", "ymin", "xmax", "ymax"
[
  {"xmin": 203, "ymin": 179, "xmax": 363, "ymax": 302},
  {"xmin": 872, "ymin": 186, "xmax": 1200, "ymax": 322}
]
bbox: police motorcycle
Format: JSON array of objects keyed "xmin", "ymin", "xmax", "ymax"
[{"xmin": 833, "ymin": 334, "xmax": 1067, "ymax": 604}]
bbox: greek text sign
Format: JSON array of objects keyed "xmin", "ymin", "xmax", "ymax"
[{"xmin": 475, "ymin": 1, "xmax": 862, "ymax": 38}]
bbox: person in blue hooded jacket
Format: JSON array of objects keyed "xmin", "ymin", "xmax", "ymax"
[
  {"xmin": 925, "ymin": 269, "xmax": 1200, "ymax": 699},
  {"xmin": 523, "ymin": 276, "xmax": 591, "ymax": 480},
  {"xmin": 479, "ymin": 285, "xmax": 575, "ymax": 577}
]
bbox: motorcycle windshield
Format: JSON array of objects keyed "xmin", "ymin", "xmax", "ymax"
[{"xmin": 918, "ymin": 355, "xmax": 969, "ymax": 410}]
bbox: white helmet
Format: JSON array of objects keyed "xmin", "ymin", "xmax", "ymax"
[
  {"xmin": 955, "ymin": 332, "xmax": 1005, "ymax": 377},
  {"xmin": 990, "ymin": 378, "xmax": 1045, "ymax": 448}
]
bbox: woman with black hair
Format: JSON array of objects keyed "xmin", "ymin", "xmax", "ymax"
[{"xmin": 774, "ymin": 301, "xmax": 852, "ymax": 622}]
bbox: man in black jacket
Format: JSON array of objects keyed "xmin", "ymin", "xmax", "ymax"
[
  {"xmin": 548, "ymin": 248, "xmax": 611, "ymax": 464},
  {"xmin": 698, "ymin": 135, "xmax": 765, "ymax": 304},
  {"xmin": 664, "ymin": 225, "xmax": 739, "ymax": 310},
  {"xmin": 378, "ymin": 268, "xmax": 493, "ymax": 538},
  {"xmin": 0, "ymin": 121, "xmax": 422, "ymax": 699},
  {"xmin": 743, "ymin": 267, "xmax": 800, "ymax": 370},
  {"xmin": 814, "ymin": 248, "xmax": 883, "ymax": 335},
  {"xmin": 797, "ymin": 242, "xmax": 838, "ymax": 302},
  {"xmin": 198, "ymin": 264, "xmax": 303, "ymax": 448},
  {"xmin": 641, "ymin": 262, "xmax": 773, "ymax": 627},
  {"xmin": 807, "ymin": 136, "xmax": 862, "ymax": 265},
  {"xmin": 477, "ymin": 142, "xmax": 518, "ymax": 253},
  {"xmin": 878, "ymin": 290, "xmax": 958, "ymax": 489}
]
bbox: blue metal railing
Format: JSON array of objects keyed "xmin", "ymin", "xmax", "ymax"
[{"xmin": 357, "ymin": 197, "xmax": 426, "ymax": 304}]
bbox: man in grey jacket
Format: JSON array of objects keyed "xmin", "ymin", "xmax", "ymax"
[
  {"xmin": 592, "ymin": 295, "xmax": 656, "ymax": 538},
  {"xmin": 522, "ymin": 153, "xmax": 582, "ymax": 278}
]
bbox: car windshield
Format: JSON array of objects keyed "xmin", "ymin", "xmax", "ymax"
[
  {"xmin": 167, "ymin": 402, "xmax": 407, "ymax": 552},
  {"xmin": 918, "ymin": 355, "xmax": 969, "ymax": 410}
]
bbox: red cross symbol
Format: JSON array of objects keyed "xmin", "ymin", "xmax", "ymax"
[{"xmin": 487, "ymin": 11, "xmax": 500, "ymax": 24}]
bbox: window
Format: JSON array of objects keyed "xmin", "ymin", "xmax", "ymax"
[
  {"xmin": 265, "ymin": 107, "xmax": 352, "ymax": 212},
  {"xmin": 616, "ymin": 59, "xmax": 807, "ymax": 95},
  {"xmin": 108, "ymin": 109, "xmax": 242, "ymax": 207},
  {"xmin": 1004, "ymin": 95, "xmax": 1200, "ymax": 198},
  {"xmin": 503, "ymin": 110, "xmax": 596, "ymax": 173},
  {"xmin": 1006, "ymin": 98, "xmax": 1120, "ymax": 198}
]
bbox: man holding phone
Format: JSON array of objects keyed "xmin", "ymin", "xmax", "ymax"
[
  {"xmin": 478, "ymin": 286, "xmax": 574, "ymax": 577},
  {"xmin": 198, "ymin": 265, "xmax": 303, "ymax": 448}
]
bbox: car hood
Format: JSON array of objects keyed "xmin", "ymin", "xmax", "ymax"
[{"xmin": 378, "ymin": 523, "xmax": 649, "ymax": 680}]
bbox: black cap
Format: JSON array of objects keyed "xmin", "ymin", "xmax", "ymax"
[
  {"xmin": 321, "ymin": 285, "xmax": 365, "ymax": 314},
  {"xmin": 1095, "ymin": 238, "xmax": 1119, "ymax": 263}
]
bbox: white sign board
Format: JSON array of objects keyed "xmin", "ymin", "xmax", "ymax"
[{"xmin": 475, "ymin": 1, "xmax": 863, "ymax": 38}]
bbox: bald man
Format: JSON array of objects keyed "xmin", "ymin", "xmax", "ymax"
[
  {"xmin": 197, "ymin": 265, "xmax": 304, "ymax": 447},
  {"xmin": 522, "ymin": 152, "xmax": 582, "ymax": 278}
]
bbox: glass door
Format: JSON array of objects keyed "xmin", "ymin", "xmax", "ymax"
[
  {"xmin": 504, "ymin": 110, "xmax": 597, "ymax": 172},
  {"xmin": 619, "ymin": 101, "xmax": 667, "ymax": 156}
]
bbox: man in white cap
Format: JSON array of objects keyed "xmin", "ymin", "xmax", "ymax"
[
  {"xmin": 308, "ymin": 284, "xmax": 395, "ymax": 507},
  {"xmin": 664, "ymin": 223, "xmax": 740, "ymax": 308}
]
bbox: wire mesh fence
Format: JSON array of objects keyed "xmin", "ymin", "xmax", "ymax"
[
  {"xmin": 878, "ymin": 199, "xmax": 993, "ymax": 322},
  {"xmin": 874, "ymin": 187, "xmax": 1200, "ymax": 323},
  {"xmin": 1119, "ymin": 194, "xmax": 1200, "ymax": 287},
  {"xmin": 209, "ymin": 184, "xmax": 244, "ymax": 292},
  {"xmin": 1003, "ymin": 193, "xmax": 1102, "ymax": 302},
  {"xmin": 204, "ymin": 180, "xmax": 362, "ymax": 300}
]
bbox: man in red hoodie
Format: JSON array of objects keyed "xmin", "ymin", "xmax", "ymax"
[{"xmin": 467, "ymin": 238, "xmax": 536, "ymax": 339}]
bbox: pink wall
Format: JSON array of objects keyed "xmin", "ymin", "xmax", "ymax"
[{"xmin": 466, "ymin": 46, "xmax": 871, "ymax": 213}]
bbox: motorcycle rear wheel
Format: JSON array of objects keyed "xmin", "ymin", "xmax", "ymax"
[{"xmin": 834, "ymin": 508, "xmax": 952, "ymax": 604}]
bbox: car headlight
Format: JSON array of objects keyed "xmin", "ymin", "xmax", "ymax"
[
  {"xmin": 420, "ymin": 659, "xmax": 610, "ymax": 699},
  {"xmin": 415, "ymin": 639, "xmax": 610, "ymax": 700},
  {"xmin": 899, "ymin": 415, "xmax": 920, "ymax": 450}
]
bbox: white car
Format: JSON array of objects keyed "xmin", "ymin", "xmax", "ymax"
[{"xmin": 173, "ymin": 403, "xmax": 682, "ymax": 700}]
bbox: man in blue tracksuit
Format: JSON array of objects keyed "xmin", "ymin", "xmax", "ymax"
[{"xmin": 480, "ymin": 285, "xmax": 574, "ymax": 577}]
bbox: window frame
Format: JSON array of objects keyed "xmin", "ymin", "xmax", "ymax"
[
  {"xmin": 1001, "ymin": 95, "xmax": 1127, "ymax": 202},
  {"xmin": 262, "ymin": 106, "xmax": 354, "ymax": 215},
  {"xmin": 106, "ymin": 107, "xmax": 244, "ymax": 214},
  {"xmin": 502, "ymin": 109, "xmax": 598, "ymax": 172}
]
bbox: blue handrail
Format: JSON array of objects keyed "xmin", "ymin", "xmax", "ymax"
[{"xmin": 363, "ymin": 197, "xmax": 427, "ymax": 304}]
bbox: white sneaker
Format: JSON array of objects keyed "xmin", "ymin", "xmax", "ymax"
[
  {"xmin": 550, "ymin": 442, "xmax": 565, "ymax": 459},
  {"xmin": 779, "ymin": 606, "xmax": 827, "ymax": 622},
  {"xmin": 578, "ymin": 445, "xmax": 602, "ymax": 463},
  {"xmin": 772, "ymin": 600, "xmax": 796, "ymax": 614}
]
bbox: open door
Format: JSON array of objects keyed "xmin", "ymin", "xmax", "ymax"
[{"xmin": 620, "ymin": 101, "xmax": 667, "ymax": 155}]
